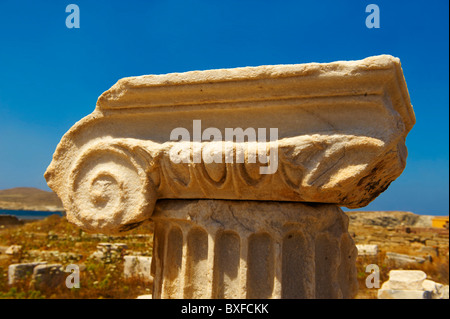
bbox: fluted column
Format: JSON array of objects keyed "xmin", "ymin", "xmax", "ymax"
[{"xmin": 150, "ymin": 199, "xmax": 358, "ymax": 299}]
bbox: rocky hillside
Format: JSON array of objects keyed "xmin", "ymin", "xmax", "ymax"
[
  {"xmin": 346, "ymin": 210, "xmax": 434, "ymax": 228},
  {"xmin": 0, "ymin": 187, "xmax": 63, "ymax": 212}
]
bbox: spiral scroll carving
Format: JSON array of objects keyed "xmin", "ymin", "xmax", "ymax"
[
  {"xmin": 60, "ymin": 133, "xmax": 401, "ymax": 234},
  {"xmin": 67, "ymin": 142, "xmax": 156, "ymax": 234}
]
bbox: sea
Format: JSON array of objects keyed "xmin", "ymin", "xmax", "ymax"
[{"xmin": 0, "ymin": 209, "xmax": 65, "ymax": 220}]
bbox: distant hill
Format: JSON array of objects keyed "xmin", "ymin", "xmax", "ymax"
[
  {"xmin": 345, "ymin": 210, "xmax": 434, "ymax": 228},
  {"xmin": 0, "ymin": 187, "xmax": 444, "ymax": 223},
  {"xmin": 0, "ymin": 187, "xmax": 63, "ymax": 212}
]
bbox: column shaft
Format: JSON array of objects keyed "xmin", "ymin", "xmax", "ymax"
[{"xmin": 150, "ymin": 199, "xmax": 358, "ymax": 299}]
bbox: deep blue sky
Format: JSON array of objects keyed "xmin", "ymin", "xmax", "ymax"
[{"xmin": 0, "ymin": 1, "xmax": 448, "ymax": 215}]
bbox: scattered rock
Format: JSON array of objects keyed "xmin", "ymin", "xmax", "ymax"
[
  {"xmin": 5, "ymin": 245, "xmax": 22, "ymax": 255},
  {"xmin": 32, "ymin": 263, "xmax": 66, "ymax": 290},
  {"xmin": 8, "ymin": 262, "xmax": 47, "ymax": 285},
  {"xmin": 378, "ymin": 270, "xmax": 448, "ymax": 299},
  {"xmin": 124, "ymin": 256, "xmax": 153, "ymax": 283},
  {"xmin": 356, "ymin": 244, "xmax": 378, "ymax": 256},
  {"xmin": 385, "ymin": 252, "xmax": 426, "ymax": 265},
  {"xmin": 136, "ymin": 294, "xmax": 152, "ymax": 299}
]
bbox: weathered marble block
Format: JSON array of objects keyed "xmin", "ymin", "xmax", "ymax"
[
  {"xmin": 378, "ymin": 270, "xmax": 449, "ymax": 299},
  {"xmin": 124, "ymin": 256, "xmax": 153, "ymax": 283},
  {"xmin": 8, "ymin": 262, "xmax": 46, "ymax": 285},
  {"xmin": 356, "ymin": 244, "xmax": 378, "ymax": 256},
  {"xmin": 32, "ymin": 263, "xmax": 66, "ymax": 290},
  {"xmin": 45, "ymin": 55, "xmax": 414, "ymax": 234}
]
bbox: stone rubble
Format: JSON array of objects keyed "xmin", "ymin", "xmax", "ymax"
[
  {"xmin": 8, "ymin": 262, "xmax": 47, "ymax": 285},
  {"xmin": 385, "ymin": 252, "xmax": 426, "ymax": 265},
  {"xmin": 32, "ymin": 263, "xmax": 66, "ymax": 290},
  {"xmin": 5, "ymin": 245, "xmax": 22, "ymax": 255},
  {"xmin": 123, "ymin": 256, "xmax": 153, "ymax": 283},
  {"xmin": 356, "ymin": 244, "xmax": 378, "ymax": 256}
]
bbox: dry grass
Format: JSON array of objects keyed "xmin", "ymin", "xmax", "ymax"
[
  {"xmin": 0, "ymin": 215, "xmax": 153, "ymax": 299},
  {"xmin": 1, "ymin": 214, "xmax": 448, "ymax": 299}
]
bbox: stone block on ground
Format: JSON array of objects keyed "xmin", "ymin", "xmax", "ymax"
[
  {"xmin": 8, "ymin": 262, "xmax": 47, "ymax": 285},
  {"xmin": 136, "ymin": 294, "xmax": 153, "ymax": 299},
  {"xmin": 356, "ymin": 244, "xmax": 378, "ymax": 256},
  {"xmin": 378, "ymin": 270, "xmax": 449, "ymax": 299},
  {"xmin": 385, "ymin": 252, "xmax": 426, "ymax": 265},
  {"xmin": 5, "ymin": 245, "xmax": 22, "ymax": 255},
  {"xmin": 124, "ymin": 256, "xmax": 153, "ymax": 283},
  {"xmin": 32, "ymin": 263, "xmax": 66, "ymax": 290},
  {"xmin": 386, "ymin": 270, "xmax": 427, "ymax": 290}
]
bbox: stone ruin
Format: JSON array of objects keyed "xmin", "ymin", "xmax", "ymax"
[
  {"xmin": 378, "ymin": 270, "xmax": 449, "ymax": 299},
  {"xmin": 45, "ymin": 55, "xmax": 415, "ymax": 299}
]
